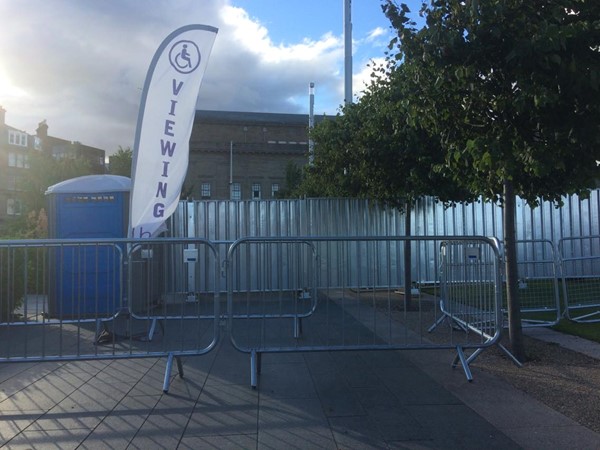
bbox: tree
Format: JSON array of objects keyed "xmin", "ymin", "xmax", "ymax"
[
  {"xmin": 305, "ymin": 66, "xmax": 470, "ymax": 205},
  {"xmin": 0, "ymin": 208, "xmax": 48, "ymax": 239},
  {"xmin": 276, "ymin": 161, "xmax": 304, "ymax": 198},
  {"xmin": 382, "ymin": 0, "xmax": 600, "ymax": 361},
  {"xmin": 19, "ymin": 151, "xmax": 95, "ymax": 214},
  {"xmin": 302, "ymin": 63, "xmax": 473, "ymax": 308},
  {"xmin": 0, "ymin": 207, "xmax": 49, "ymax": 320},
  {"xmin": 108, "ymin": 146, "xmax": 133, "ymax": 177},
  {"xmin": 109, "ymin": 146, "xmax": 194, "ymax": 200}
]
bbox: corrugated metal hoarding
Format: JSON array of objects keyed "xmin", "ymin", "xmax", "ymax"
[{"xmin": 166, "ymin": 190, "xmax": 600, "ymax": 292}]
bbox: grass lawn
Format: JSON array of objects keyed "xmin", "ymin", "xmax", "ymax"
[
  {"xmin": 552, "ymin": 319, "xmax": 600, "ymax": 343},
  {"xmin": 422, "ymin": 278, "xmax": 600, "ymax": 342}
]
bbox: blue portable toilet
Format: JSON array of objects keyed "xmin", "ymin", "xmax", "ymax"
[{"xmin": 45, "ymin": 175, "xmax": 131, "ymax": 318}]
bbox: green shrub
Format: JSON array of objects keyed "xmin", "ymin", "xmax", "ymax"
[{"xmin": 0, "ymin": 210, "xmax": 48, "ymax": 321}]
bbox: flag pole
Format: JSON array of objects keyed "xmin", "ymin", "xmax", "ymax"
[{"xmin": 343, "ymin": 0, "xmax": 352, "ymax": 105}]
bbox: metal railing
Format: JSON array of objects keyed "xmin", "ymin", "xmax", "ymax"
[
  {"xmin": 560, "ymin": 235, "xmax": 600, "ymax": 322},
  {"xmin": 0, "ymin": 238, "xmax": 221, "ymax": 392},
  {"xmin": 430, "ymin": 240, "xmax": 522, "ymax": 373},
  {"xmin": 0, "ymin": 234, "xmax": 528, "ymax": 390},
  {"xmin": 512, "ymin": 239, "xmax": 562, "ymax": 327},
  {"xmin": 225, "ymin": 236, "xmax": 516, "ymax": 387}
]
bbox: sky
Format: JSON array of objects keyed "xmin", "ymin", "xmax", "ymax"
[{"xmin": 0, "ymin": 0, "xmax": 423, "ymax": 155}]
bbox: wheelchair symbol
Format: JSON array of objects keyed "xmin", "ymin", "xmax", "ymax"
[
  {"xmin": 169, "ymin": 40, "xmax": 200, "ymax": 74},
  {"xmin": 176, "ymin": 44, "xmax": 192, "ymax": 69}
]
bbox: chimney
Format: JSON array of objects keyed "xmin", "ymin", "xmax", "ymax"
[
  {"xmin": 36, "ymin": 119, "xmax": 48, "ymax": 139},
  {"xmin": 0, "ymin": 106, "xmax": 5, "ymax": 126}
]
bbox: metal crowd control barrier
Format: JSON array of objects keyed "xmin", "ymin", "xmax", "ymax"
[
  {"xmin": 429, "ymin": 240, "xmax": 522, "ymax": 373},
  {"xmin": 225, "ymin": 237, "xmax": 318, "ymax": 342},
  {"xmin": 560, "ymin": 235, "xmax": 600, "ymax": 322},
  {"xmin": 512, "ymin": 239, "xmax": 562, "ymax": 327},
  {"xmin": 226, "ymin": 236, "xmax": 514, "ymax": 388},
  {"xmin": 0, "ymin": 238, "xmax": 220, "ymax": 393}
]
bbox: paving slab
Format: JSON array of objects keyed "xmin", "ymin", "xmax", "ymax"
[
  {"xmin": 403, "ymin": 345, "xmax": 600, "ymax": 450},
  {"xmin": 258, "ymin": 397, "xmax": 335, "ymax": 449},
  {"xmin": 4, "ymin": 427, "xmax": 92, "ymax": 450},
  {"xmin": 258, "ymin": 359, "xmax": 317, "ymax": 399},
  {"xmin": 0, "ymin": 410, "xmax": 43, "ymax": 443},
  {"xmin": 178, "ymin": 434, "xmax": 258, "ymax": 449},
  {"xmin": 79, "ymin": 395, "xmax": 160, "ymax": 448},
  {"xmin": 406, "ymin": 403, "xmax": 521, "ymax": 449},
  {"xmin": 328, "ymin": 414, "xmax": 392, "ymax": 449},
  {"xmin": 3, "ymin": 312, "xmax": 600, "ymax": 449},
  {"xmin": 185, "ymin": 383, "xmax": 258, "ymax": 437}
]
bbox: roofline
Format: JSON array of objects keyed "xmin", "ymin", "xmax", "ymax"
[{"xmin": 194, "ymin": 109, "xmax": 329, "ymax": 126}]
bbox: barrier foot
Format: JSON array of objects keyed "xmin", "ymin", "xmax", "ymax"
[
  {"xmin": 250, "ymin": 350, "xmax": 261, "ymax": 390},
  {"xmin": 464, "ymin": 343, "xmax": 523, "ymax": 369},
  {"xmin": 176, "ymin": 356, "xmax": 184, "ymax": 378},
  {"xmin": 163, "ymin": 354, "xmax": 185, "ymax": 394},
  {"xmin": 293, "ymin": 317, "xmax": 303, "ymax": 338},
  {"xmin": 93, "ymin": 320, "xmax": 103, "ymax": 345},
  {"xmin": 465, "ymin": 347, "xmax": 484, "ymax": 366},
  {"xmin": 497, "ymin": 343, "xmax": 523, "ymax": 368},
  {"xmin": 454, "ymin": 346, "xmax": 473, "ymax": 382},
  {"xmin": 428, "ymin": 314, "xmax": 447, "ymax": 333},
  {"xmin": 451, "ymin": 353, "xmax": 459, "ymax": 369},
  {"xmin": 148, "ymin": 318, "xmax": 157, "ymax": 342},
  {"xmin": 163, "ymin": 352, "xmax": 174, "ymax": 393},
  {"xmin": 428, "ymin": 301, "xmax": 448, "ymax": 333},
  {"xmin": 93, "ymin": 321, "xmax": 112, "ymax": 345}
]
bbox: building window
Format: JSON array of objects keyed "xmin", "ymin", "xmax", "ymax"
[
  {"xmin": 6, "ymin": 175, "xmax": 19, "ymax": 191},
  {"xmin": 231, "ymin": 183, "xmax": 241, "ymax": 201},
  {"xmin": 7, "ymin": 198, "xmax": 22, "ymax": 216},
  {"xmin": 271, "ymin": 183, "xmax": 280, "ymax": 198},
  {"xmin": 252, "ymin": 183, "xmax": 261, "ymax": 200},
  {"xmin": 8, "ymin": 130, "xmax": 27, "ymax": 147},
  {"xmin": 8, "ymin": 152, "xmax": 28, "ymax": 168},
  {"xmin": 201, "ymin": 182, "xmax": 211, "ymax": 198},
  {"xmin": 53, "ymin": 149, "xmax": 68, "ymax": 160}
]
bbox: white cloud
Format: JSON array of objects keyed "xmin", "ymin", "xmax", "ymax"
[
  {"xmin": 201, "ymin": 3, "xmax": 344, "ymax": 115},
  {"xmin": 353, "ymin": 57, "xmax": 387, "ymax": 100},
  {"xmin": 0, "ymin": 0, "xmax": 385, "ymax": 154},
  {"xmin": 365, "ymin": 27, "xmax": 387, "ymax": 43}
]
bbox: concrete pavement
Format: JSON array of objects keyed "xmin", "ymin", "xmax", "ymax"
[{"xmin": 0, "ymin": 327, "xmax": 599, "ymax": 449}]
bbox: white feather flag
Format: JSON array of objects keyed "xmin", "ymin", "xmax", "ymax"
[{"xmin": 129, "ymin": 25, "xmax": 218, "ymax": 238}]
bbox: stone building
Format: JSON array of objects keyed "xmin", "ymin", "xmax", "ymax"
[
  {"xmin": 35, "ymin": 120, "xmax": 105, "ymax": 169},
  {"xmin": 0, "ymin": 106, "xmax": 33, "ymax": 221},
  {"xmin": 185, "ymin": 110, "xmax": 319, "ymax": 200},
  {"xmin": 0, "ymin": 106, "xmax": 106, "ymax": 224}
]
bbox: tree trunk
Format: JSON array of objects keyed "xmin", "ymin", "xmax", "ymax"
[
  {"xmin": 404, "ymin": 203, "xmax": 412, "ymax": 310},
  {"xmin": 503, "ymin": 179, "xmax": 526, "ymax": 362}
]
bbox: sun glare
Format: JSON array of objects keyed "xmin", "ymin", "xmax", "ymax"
[{"xmin": 0, "ymin": 69, "xmax": 28, "ymax": 99}]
